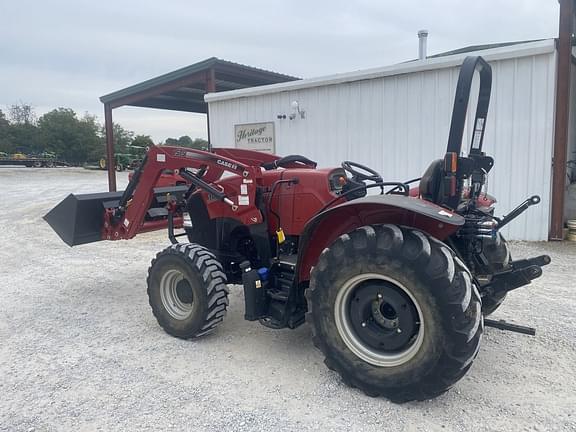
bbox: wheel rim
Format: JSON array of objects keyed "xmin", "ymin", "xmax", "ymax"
[
  {"xmin": 334, "ymin": 273, "xmax": 425, "ymax": 367},
  {"xmin": 159, "ymin": 269, "xmax": 194, "ymax": 320}
]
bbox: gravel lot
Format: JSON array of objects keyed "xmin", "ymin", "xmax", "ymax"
[{"xmin": 1, "ymin": 167, "xmax": 575, "ymax": 432}]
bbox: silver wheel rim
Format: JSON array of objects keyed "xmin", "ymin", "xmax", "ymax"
[
  {"xmin": 160, "ymin": 269, "xmax": 193, "ymax": 320},
  {"xmin": 334, "ymin": 273, "xmax": 425, "ymax": 367}
]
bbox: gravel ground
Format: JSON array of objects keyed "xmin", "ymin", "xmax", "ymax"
[{"xmin": 1, "ymin": 167, "xmax": 575, "ymax": 432}]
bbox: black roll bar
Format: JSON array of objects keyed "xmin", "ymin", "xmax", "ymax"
[{"xmin": 446, "ymin": 56, "xmax": 492, "ymax": 156}]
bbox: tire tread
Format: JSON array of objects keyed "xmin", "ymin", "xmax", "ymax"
[
  {"xmin": 306, "ymin": 224, "xmax": 483, "ymax": 403},
  {"xmin": 147, "ymin": 243, "xmax": 228, "ymax": 339}
]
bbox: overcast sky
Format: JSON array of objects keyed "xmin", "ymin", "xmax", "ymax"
[{"xmin": 0, "ymin": 0, "xmax": 560, "ymax": 143}]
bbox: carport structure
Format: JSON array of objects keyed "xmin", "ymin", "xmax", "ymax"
[{"xmin": 100, "ymin": 57, "xmax": 299, "ymax": 191}]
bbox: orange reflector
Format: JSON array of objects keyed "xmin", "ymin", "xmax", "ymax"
[{"xmin": 451, "ymin": 153, "xmax": 458, "ymax": 173}]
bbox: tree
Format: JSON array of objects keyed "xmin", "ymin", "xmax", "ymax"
[
  {"xmin": 80, "ymin": 112, "xmax": 104, "ymax": 162},
  {"xmin": 0, "ymin": 110, "xmax": 8, "ymax": 129},
  {"xmin": 8, "ymin": 122, "xmax": 42, "ymax": 154},
  {"xmin": 2, "ymin": 104, "xmax": 41, "ymax": 154},
  {"xmin": 177, "ymin": 135, "xmax": 193, "ymax": 147},
  {"xmin": 8, "ymin": 103, "xmax": 36, "ymax": 125},
  {"xmin": 132, "ymin": 134, "xmax": 154, "ymax": 149},
  {"xmin": 191, "ymin": 138, "xmax": 209, "ymax": 151},
  {"xmin": 38, "ymin": 108, "xmax": 101, "ymax": 164},
  {"xmin": 0, "ymin": 109, "xmax": 14, "ymax": 153},
  {"xmin": 164, "ymin": 135, "xmax": 209, "ymax": 151},
  {"xmin": 112, "ymin": 123, "xmax": 134, "ymax": 153}
]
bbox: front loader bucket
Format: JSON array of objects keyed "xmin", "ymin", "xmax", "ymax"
[
  {"xmin": 44, "ymin": 185, "xmax": 188, "ymax": 246},
  {"xmin": 43, "ymin": 191, "xmax": 122, "ymax": 246}
]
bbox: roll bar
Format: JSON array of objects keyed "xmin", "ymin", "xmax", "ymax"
[{"xmin": 446, "ymin": 56, "xmax": 492, "ymax": 156}]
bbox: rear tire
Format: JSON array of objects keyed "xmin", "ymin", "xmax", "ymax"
[
  {"xmin": 306, "ymin": 225, "xmax": 483, "ymax": 403},
  {"xmin": 147, "ymin": 243, "xmax": 229, "ymax": 339}
]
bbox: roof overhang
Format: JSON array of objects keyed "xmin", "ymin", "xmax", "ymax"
[{"xmin": 100, "ymin": 57, "xmax": 299, "ymax": 112}]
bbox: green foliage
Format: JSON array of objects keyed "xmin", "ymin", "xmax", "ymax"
[
  {"xmin": 111, "ymin": 123, "xmax": 134, "ymax": 153},
  {"xmin": 177, "ymin": 135, "xmax": 193, "ymax": 147},
  {"xmin": 132, "ymin": 134, "xmax": 154, "ymax": 149},
  {"xmin": 0, "ymin": 109, "xmax": 15, "ymax": 153},
  {"xmin": 0, "ymin": 105, "xmax": 43, "ymax": 154},
  {"xmin": 191, "ymin": 138, "xmax": 209, "ymax": 151},
  {"xmin": 8, "ymin": 103, "xmax": 36, "ymax": 125},
  {"xmin": 10, "ymin": 122, "xmax": 42, "ymax": 154},
  {"xmin": 0, "ymin": 103, "xmax": 209, "ymax": 163},
  {"xmin": 0, "ymin": 109, "xmax": 9, "ymax": 128},
  {"xmin": 38, "ymin": 108, "xmax": 103, "ymax": 164},
  {"xmin": 165, "ymin": 135, "xmax": 209, "ymax": 151}
]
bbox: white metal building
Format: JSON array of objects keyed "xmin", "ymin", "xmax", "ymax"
[{"xmin": 206, "ymin": 40, "xmax": 560, "ymax": 241}]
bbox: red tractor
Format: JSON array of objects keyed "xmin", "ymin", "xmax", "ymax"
[{"xmin": 46, "ymin": 56, "xmax": 549, "ymax": 402}]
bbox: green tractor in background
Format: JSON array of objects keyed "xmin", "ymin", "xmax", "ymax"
[{"xmin": 98, "ymin": 145, "xmax": 147, "ymax": 172}]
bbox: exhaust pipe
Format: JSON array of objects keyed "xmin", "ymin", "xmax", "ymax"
[{"xmin": 418, "ymin": 29, "xmax": 428, "ymax": 60}]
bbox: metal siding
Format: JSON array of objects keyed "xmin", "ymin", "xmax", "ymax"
[{"xmin": 208, "ymin": 52, "xmax": 556, "ymax": 240}]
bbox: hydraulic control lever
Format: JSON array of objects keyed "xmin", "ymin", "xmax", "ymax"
[{"xmin": 497, "ymin": 195, "xmax": 541, "ymax": 230}]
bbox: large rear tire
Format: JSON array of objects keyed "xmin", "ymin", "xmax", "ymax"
[
  {"xmin": 147, "ymin": 243, "xmax": 229, "ymax": 339},
  {"xmin": 306, "ymin": 225, "xmax": 483, "ymax": 403}
]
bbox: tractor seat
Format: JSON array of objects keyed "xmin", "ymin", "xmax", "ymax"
[{"xmin": 419, "ymin": 159, "xmax": 444, "ymax": 204}]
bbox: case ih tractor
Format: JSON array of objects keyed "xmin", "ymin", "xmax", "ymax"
[{"xmin": 46, "ymin": 56, "xmax": 549, "ymax": 402}]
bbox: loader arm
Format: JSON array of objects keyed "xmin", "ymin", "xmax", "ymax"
[{"xmin": 101, "ymin": 145, "xmax": 263, "ymax": 241}]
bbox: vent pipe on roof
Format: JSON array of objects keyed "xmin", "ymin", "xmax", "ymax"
[{"xmin": 418, "ymin": 29, "xmax": 429, "ymax": 60}]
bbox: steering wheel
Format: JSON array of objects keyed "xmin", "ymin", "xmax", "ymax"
[{"xmin": 341, "ymin": 161, "xmax": 383, "ymax": 183}]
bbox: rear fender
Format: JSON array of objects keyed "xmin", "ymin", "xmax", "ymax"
[{"xmin": 296, "ymin": 194, "xmax": 464, "ymax": 283}]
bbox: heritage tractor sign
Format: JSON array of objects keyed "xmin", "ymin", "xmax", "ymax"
[{"xmin": 234, "ymin": 122, "xmax": 275, "ymax": 153}]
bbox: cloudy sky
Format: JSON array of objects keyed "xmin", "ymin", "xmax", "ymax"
[{"xmin": 0, "ymin": 0, "xmax": 559, "ymax": 142}]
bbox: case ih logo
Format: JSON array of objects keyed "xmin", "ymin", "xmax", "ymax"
[{"xmin": 217, "ymin": 159, "xmax": 238, "ymax": 171}]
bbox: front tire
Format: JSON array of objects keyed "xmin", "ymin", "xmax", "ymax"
[
  {"xmin": 147, "ymin": 243, "xmax": 229, "ymax": 339},
  {"xmin": 306, "ymin": 225, "xmax": 483, "ymax": 403}
]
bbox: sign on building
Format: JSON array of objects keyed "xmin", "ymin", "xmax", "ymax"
[{"xmin": 234, "ymin": 122, "xmax": 275, "ymax": 153}]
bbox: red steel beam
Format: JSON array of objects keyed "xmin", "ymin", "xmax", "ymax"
[
  {"xmin": 104, "ymin": 103, "xmax": 116, "ymax": 192},
  {"xmin": 550, "ymin": 0, "xmax": 574, "ymax": 240}
]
